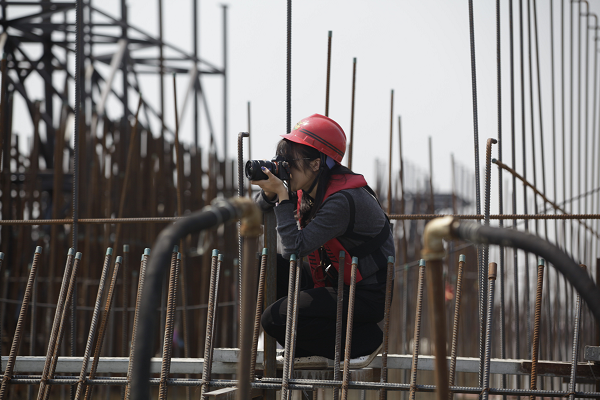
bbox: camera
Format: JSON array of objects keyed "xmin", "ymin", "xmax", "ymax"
[{"xmin": 245, "ymin": 156, "xmax": 291, "ymax": 181}]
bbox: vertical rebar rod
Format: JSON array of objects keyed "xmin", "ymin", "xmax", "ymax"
[
  {"xmin": 448, "ymin": 255, "xmax": 465, "ymax": 400},
  {"xmin": 235, "ymin": 236, "xmax": 258, "ymax": 400},
  {"xmin": 74, "ymin": 248, "xmax": 113, "ymax": 400},
  {"xmin": 287, "ymin": 258, "xmax": 303, "ymax": 400},
  {"xmin": 286, "ymin": 0, "xmax": 291, "ymax": 133},
  {"xmin": 221, "ymin": 4, "xmax": 228, "ymax": 159},
  {"xmin": 237, "ymin": 131, "xmax": 249, "ymax": 346},
  {"xmin": 341, "ymin": 257, "xmax": 358, "ymax": 400},
  {"xmin": 42, "ymin": 252, "xmax": 82, "ymax": 400},
  {"xmin": 281, "ymin": 254, "xmax": 297, "ymax": 400},
  {"xmin": 124, "ymin": 249, "xmax": 150, "ymax": 400},
  {"xmin": 529, "ymin": 258, "xmax": 545, "ymax": 400},
  {"xmin": 481, "ymin": 262, "xmax": 497, "ymax": 400},
  {"xmin": 567, "ymin": 264, "xmax": 585, "ymax": 400},
  {"xmin": 158, "ymin": 251, "xmax": 179, "ymax": 400},
  {"xmin": 333, "ymin": 251, "xmax": 345, "ymax": 400},
  {"xmin": 348, "ymin": 58, "xmax": 356, "ymax": 170},
  {"xmin": 379, "ymin": 256, "xmax": 395, "ymax": 400},
  {"xmin": 201, "ymin": 249, "xmax": 220, "ymax": 399},
  {"xmin": 325, "ymin": 30, "xmax": 332, "ymax": 117},
  {"xmin": 428, "ymin": 137, "xmax": 435, "ymax": 214},
  {"xmin": 409, "ymin": 260, "xmax": 426, "ymax": 400},
  {"xmin": 0, "ymin": 253, "xmax": 3, "ymax": 359},
  {"xmin": 480, "ymin": 138, "xmax": 497, "ymax": 389},
  {"xmin": 387, "ymin": 90, "xmax": 394, "ymax": 215},
  {"xmin": 250, "ymin": 249, "xmax": 268, "ymax": 380},
  {"xmin": 84, "ymin": 253, "xmax": 122, "ymax": 400},
  {"xmin": 121, "ymin": 244, "xmax": 129, "ymax": 358},
  {"xmin": 0, "ymin": 246, "xmax": 41, "ymax": 400}
]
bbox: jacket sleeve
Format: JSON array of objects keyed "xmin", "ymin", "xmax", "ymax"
[
  {"xmin": 253, "ymin": 189, "xmax": 277, "ymax": 211},
  {"xmin": 274, "ymin": 193, "xmax": 350, "ymax": 259}
]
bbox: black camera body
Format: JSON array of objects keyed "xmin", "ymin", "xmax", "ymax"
[{"xmin": 245, "ymin": 156, "xmax": 292, "ymax": 181}]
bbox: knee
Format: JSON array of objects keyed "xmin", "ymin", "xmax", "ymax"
[{"xmin": 261, "ymin": 298, "xmax": 288, "ymax": 338}]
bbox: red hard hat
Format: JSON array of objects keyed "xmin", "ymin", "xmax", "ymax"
[{"xmin": 280, "ymin": 114, "xmax": 346, "ymax": 163}]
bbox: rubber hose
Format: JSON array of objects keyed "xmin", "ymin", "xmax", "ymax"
[
  {"xmin": 452, "ymin": 221, "xmax": 600, "ymax": 323},
  {"xmin": 131, "ymin": 202, "xmax": 240, "ymax": 400}
]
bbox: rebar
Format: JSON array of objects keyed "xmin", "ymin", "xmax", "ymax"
[
  {"xmin": 448, "ymin": 254, "xmax": 465, "ymax": 400},
  {"xmin": 348, "ymin": 58, "xmax": 357, "ymax": 170},
  {"xmin": 482, "ymin": 262, "xmax": 497, "ymax": 400},
  {"xmin": 37, "ymin": 249, "xmax": 74, "ymax": 400},
  {"xmin": 159, "ymin": 250, "xmax": 179, "ymax": 400},
  {"xmin": 250, "ymin": 248, "xmax": 268, "ymax": 380},
  {"xmin": 388, "ymin": 90, "xmax": 394, "ymax": 215},
  {"xmin": 567, "ymin": 264, "xmax": 585, "ymax": 400},
  {"xmin": 341, "ymin": 257, "xmax": 359, "ymax": 400},
  {"xmin": 325, "ymin": 30, "xmax": 332, "ymax": 117},
  {"xmin": 529, "ymin": 258, "xmax": 545, "ymax": 400},
  {"xmin": 379, "ymin": 256, "xmax": 395, "ymax": 400},
  {"xmin": 0, "ymin": 247, "xmax": 42, "ymax": 400},
  {"xmin": 281, "ymin": 254, "xmax": 297, "ymax": 400},
  {"xmin": 237, "ymin": 131, "xmax": 249, "ymax": 348},
  {"xmin": 124, "ymin": 249, "xmax": 150, "ymax": 400},
  {"xmin": 74, "ymin": 248, "xmax": 113, "ymax": 400},
  {"xmin": 42, "ymin": 252, "xmax": 82, "ymax": 400},
  {"xmin": 333, "ymin": 251, "xmax": 345, "ymax": 400},
  {"xmin": 409, "ymin": 259, "xmax": 426, "ymax": 400},
  {"xmin": 287, "ymin": 258, "xmax": 303, "ymax": 400},
  {"xmin": 201, "ymin": 249, "xmax": 220, "ymax": 399}
]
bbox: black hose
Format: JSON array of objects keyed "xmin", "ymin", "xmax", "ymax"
[
  {"xmin": 452, "ymin": 221, "xmax": 600, "ymax": 323},
  {"xmin": 131, "ymin": 201, "xmax": 242, "ymax": 400}
]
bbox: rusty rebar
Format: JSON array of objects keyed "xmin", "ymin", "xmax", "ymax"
[
  {"xmin": 529, "ymin": 258, "xmax": 545, "ymax": 400},
  {"xmin": 567, "ymin": 264, "xmax": 585, "ymax": 400},
  {"xmin": 325, "ymin": 30, "xmax": 332, "ymax": 117},
  {"xmin": 333, "ymin": 251, "xmax": 345, "ymax": 400},
  {"xmin": 341, "ymin": 257, "xmax": 358, "ymax": 400},
  {"xmin": 74, "ymin": 248, "xmax": 113, "ymax": 400},
  {"xmin": 482, "ymin": 262, "xmax": 497, "ymax": 400},
  {"xmin": 124, "ymin": 248, "xmax": 150, "ymax": 400},
  {"xmin": 201, "ymin": 249, "xmax": 220, "ymax": 399},
  {"xmin": 281, "ymin": 254, "xmax": 298, "ymax": 400},
  {"xmin": 83, "ymin": 253, "xmax": 122, "ymax": 400},
  {"xmin": 250, "ymin": 248, "xmax": 268, "ymax": 380},
  {"xmin": 237, "ymin": 131, "xmax": 249, "ymax": 348},
  {"xmin": 41, "ymin": 252, "xmax": 82, "ymax": 400},
  {"xmin": 236, "ymin": 236, "xmax": 259, "ymax": 400},
  {"xmin": 348, "ymin": 58, "xmax": 357, "ymax": 170},
  {"xmin": 159, "ymin": 250, "xmax": 179, "ymax": 400},
  {"xmin": 388, "ymin": 89, "xmax": 394, "ymax": 215},
  {"xmin": 379, "ymin": 256, "xmax": 395, "ymax": 400},
  {"xmin": 409, "ymin": 259, "xmax": 426, "ymax": 400},
  {"xmin": 37, "ymin": 249, "xmax": 74, "ymax": 400},
  {"xmin": 0, "ymin": 247, "xmax": 42, "ymax": 400},
  {"xmin": 448, "ymin": 254, "xmax": 465, "ymax": 400}
]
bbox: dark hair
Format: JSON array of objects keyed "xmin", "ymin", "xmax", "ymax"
[{"xmin": 276, "ymin": 139, "xmax": 355, "ymax": 227}]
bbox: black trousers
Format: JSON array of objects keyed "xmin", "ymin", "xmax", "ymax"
[{"xmin": 261, "ymin": 255, "xmax": 385, "ymax": 359}]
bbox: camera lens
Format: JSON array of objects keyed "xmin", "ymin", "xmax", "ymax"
[{"xmin": 245, "ymin": 160, "xmax": 276, "ymax": 180}]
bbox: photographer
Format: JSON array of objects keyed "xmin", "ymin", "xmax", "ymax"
[{"xmin": 251, "ymin": 114, "xmax": 394, "ymax": 369}]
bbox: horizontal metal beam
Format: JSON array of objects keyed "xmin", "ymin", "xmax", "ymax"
[{"xmin": 3, "ymin": 350, "xmax": 597, "ymax": 379}]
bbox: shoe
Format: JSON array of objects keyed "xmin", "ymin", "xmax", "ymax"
[
  {"xmin": 340, "ymin": 343, "xmax": 382, "ymax": 369},
  {"xmin": 276, "ymin": 353, "xmax": 330, "ymax": 370}
]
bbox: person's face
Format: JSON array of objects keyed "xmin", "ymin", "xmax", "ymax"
[{"xmin": 289, "ymin": 158, "xmax": 320, "ymax": 193}]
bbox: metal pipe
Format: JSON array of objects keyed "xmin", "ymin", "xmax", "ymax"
[
  {"xmin": 379, "ymin": 256, "xmax": 395, "ymax": 400},
  {"xmin": 341, "ymin": 257, "xmax": 359, "ymax": 400},
  {"xmin": 74, "ymin": 248, "xmax": 113, "ymax": 400},
  {"xmin": 409, "ymin": 259, "xmax": 426, "ymax": 400},
  {"xmin": 529, "ymin": 258, "xmax": 545, "ymax": 400},
  {"xmin": 130, "ymin": 197, "xmax": 261, "ymax": 400},
  {"xmin": 448, "ymin": 254, "xmax": 465, "ymax": 400},
  {"xmin": 482, "ymin": 262, "xmax": 497, "ymax": 400},
  {"xmin": 0, "ymin": 246, "xmax": 41, "ymax": 400},
  {"xmin": 250, "ymin": 248, "xmax": 268, "ymax": 380},
  {"xmin": 333, "ymin": 251, "xmax": 345, "ymax": 400},
  {"xmin": 325, "ymin": 30, "xmax": 332, "ymax": 117},
  {"xmin": 159, "ymin": 250, "xmax": 179, "ymax": 400},
  {"xmin": 281, "ymin": 254, "xmax": 297, "ymax": 400},
  {"xmin": 201, "ymin": 249, "xmax": 220, "ymax": 399}
]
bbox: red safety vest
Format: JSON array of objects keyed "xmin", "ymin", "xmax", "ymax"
[{"xmin": 298, "ymin": 173, "xmax": 368, "ymax": 288}]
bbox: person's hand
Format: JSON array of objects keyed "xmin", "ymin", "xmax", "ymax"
[{"xmin": 251, "ymin": 167, "xmax": 289, "ymax": 201}]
